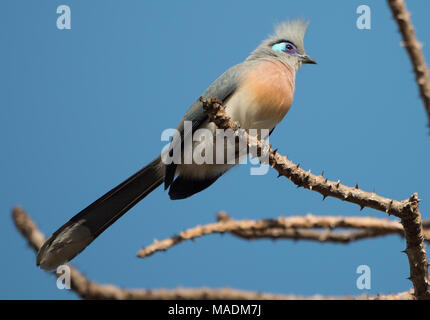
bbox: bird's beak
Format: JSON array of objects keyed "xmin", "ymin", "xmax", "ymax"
[{"xmin": 301, "ymin": 55, "xmax": 317, "ymax": 65}]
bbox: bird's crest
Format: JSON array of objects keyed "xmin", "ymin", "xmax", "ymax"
[{"xmin": 269, "ymin": 20, "xmax": 309, "ymax": 53}]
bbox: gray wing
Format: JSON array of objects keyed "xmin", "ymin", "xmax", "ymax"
[{"xmin": 164, "ymin": 63, "xmax": 244, "ymax": 189}]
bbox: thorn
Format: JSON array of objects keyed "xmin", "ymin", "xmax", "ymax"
[
  {"xmin": 402, "ymin": 248, "xmax": 411, "ymax": 255},
  {"xmin": 355, "ymin": 183, "xmax": 359, "ymax": 189},
  {"xmin": 321, "ymin": 170, "xmax": 325, "ymax": 177},
  {"xmin": 386, "ymin": 200, "xmax": 393, "ymax": 214},
  {"xmin": 273, "ymin": 148, "xmax": 278, "ymax": 153},
  {"xmin": 360, "ymin": 205, "xmax": 365, "ymax": 211},
  {"xmin": 336, "ymin": 180, "xmax": 340, "ymax": 188},
  {"xmin": 296, "ymin": 163, "xmax": 300, "ymax": 169},
  {"xmin": 277, "ymin": 173, "xmax": 282, "ymax": 178},
  {"xmin": 322, "ymin": 195, "xmax": 327, "ymax": 201},
  {"xmin": 409, "ymin": 192, "xmax": 419, "ymax": 202}
]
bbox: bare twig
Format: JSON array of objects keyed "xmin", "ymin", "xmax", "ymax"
[
  {"xmin": 387, "ymin": 0, "xmax": 430, "ymax": 127},
  {"xmin": 220, "ymin": 213, "xmax": 430, "ymax": 243},
  {"xmin": 138, "ymin": 212, "xmax": 430, "ymax": 258},
  {"xmin": 12, "ymin": 206, "xmax": 415, "ymax": 300},
  {"xmin": 201, "ymin": 97, "xmax": 430, "ymax": 299}
]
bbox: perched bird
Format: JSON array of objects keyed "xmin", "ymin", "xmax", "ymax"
[{"xmin": 37, "ymin": 20, "xmax": 316, "ymax": 270}]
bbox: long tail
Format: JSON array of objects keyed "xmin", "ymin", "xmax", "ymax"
[{"xmin": 36, "ymin": 156, "xmax": 164, "ymax": 270}]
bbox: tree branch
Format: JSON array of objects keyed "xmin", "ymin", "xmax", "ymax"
[
  {"xmin": 12, "ymin": 206, "xmax": 417, "ymax": 299},
  {"xmin": 387, "ymin": 0, "xmax": 430, "ymax": 127},
  {"xmin": 138, "ymin": 212, "xmax": 430, "ymax": 258},
  {"xmin": 201, "ymin": 98, "xmax": 415, "ymax": 219},
  {"xmin": 200, "ymin": 97, "xmax": 430, "ymax": 299}
]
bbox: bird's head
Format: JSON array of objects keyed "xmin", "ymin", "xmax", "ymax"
[{"xmin": 248, "ymin": 20, "xmax": 316, "ymax": 71}]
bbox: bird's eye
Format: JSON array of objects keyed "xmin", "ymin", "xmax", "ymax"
[{"xmin": 272, "ymin": 41, "xmax": 297, "ymax": 55}]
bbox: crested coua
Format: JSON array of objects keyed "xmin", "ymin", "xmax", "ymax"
[{"xmin": 37, "ymin": 20, "xmax": 316, "ymax": 270}]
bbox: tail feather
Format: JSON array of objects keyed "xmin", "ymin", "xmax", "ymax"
[{"xmin": 36, "ymin": 156, "xmax": 164, "ymax": 270}]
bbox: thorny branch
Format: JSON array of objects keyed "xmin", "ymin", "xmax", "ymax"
[
  {"xmin": 201, "ymin": 97, "xmax": 430, "ymax": 299},
  {"xmin": 387, "ymin": 0, "xmax": 430, "ymax": 128},
  {"xmin": 138, "ymin": 212, "xmax": 430, "ymax": 259},
  {"xmin": 12, "ymin": 206, "xmax": 415, "ymax": 300}
]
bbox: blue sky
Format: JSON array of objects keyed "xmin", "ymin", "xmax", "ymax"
[{"xmin": 1, "ymin": 1, "xmax": 430, "ymax": 299}]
